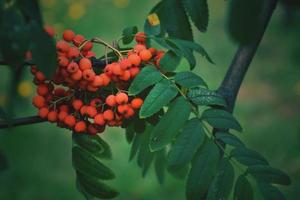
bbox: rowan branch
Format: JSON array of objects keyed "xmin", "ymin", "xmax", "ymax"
[
  {"xmin": 218, "ymin": 0, "xmax": 278, "ymax": 112},
  {"xmin": 0, "ymin": 116, "xmax": 46, "ymax": 129}
]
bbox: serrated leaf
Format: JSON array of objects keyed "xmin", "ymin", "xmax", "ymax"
[
  {"xmin": 234, "ymin": 175, "xmax": 253, "ymax": 200},
  {"xmin": 231, "ymin": 148, "xmax": 269, "ymax": 166},
  {"xmin": 186, "ymin": 140, "xmax": 220, "ymax": 200},
  {"xmin": 154, "ymin": 0, "xmax": 193, "ymax": 40},
  {"xmin": 202, "ymin": 108, "xmax": 242, "ymax": 132},
  {"xmin": 154, "ymin": 149, "xmax": 166, "ymax": 184},
  {"xmin": 72, "ymin": 146, "xmax": 115, "ymax": 180},
  {"xmin": 207, "ymin": 158, "xmax": 234, "ymax": 200},
  {"xmin": 257, "ymin": 183, "xmax": 286, "ymax": 200},
  {"xmin": 183, "ymin": 0, "xmax": 209, "ymax": 32},
  {"xmin": 73, "ymin": 133, "xmax": 112, "ymax": 160},
  {"xmin": 227, "ymin": 0, "xmax": 264, "ymax": 44},
  {"xmin": 188, "ymin": 87, "xmax": 226, "ymax": 107},
  {"xmin": 167, "ymin": 118, "xmax": 205, "ymax": 167},
  {"xmin": 215, "ymin": 132, "xmax": 245, "ymax": 147},
  {"xmin": 175, "ymin": 72, "xmax": 207, "ymax": 88},
  {"xmin": 150, "ymin": 97, "xmax": 191, "ymax": 151},
  {"xmin": 122, "ymin": 26, "xmax": 138, "ymax": 45},
  {"xmin": 248, "ymin": 165, "xmax": 291, "ymax": 186},
  {"xmin": 159, "ymin": 50, "xmax": 181, "ymax": 72},
  {"xmin": 140, "ymin": 80, "xmax": 178, "ymax": 118},
  {"xmin": 77, "ymin": 172, "xmax": 119, "ymax": 199},
  {"xmin": 129, "ymin": 66, "xmax": 162, "ymax": 95}
]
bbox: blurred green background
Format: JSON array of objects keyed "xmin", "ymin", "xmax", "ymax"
[{"xmin": 1, "ymin": 0, "xmax": 300, "ymax": 199}]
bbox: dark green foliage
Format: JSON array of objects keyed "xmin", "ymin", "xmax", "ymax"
[
  {"xmin": 215, "ymin": 132, "xmax": 245, "ymax": 147},
  {"xmin": 175, "ymin": 72, "xmax": 207, "ymax": 88},
  {"xmin": 122, "ymin": 26, "xmax": 138, "ymax": 44},
  {"xmin": 188, "ymin": 88, "xmax": 226, "ymax": 107},
  {"xmin": 159, "ymin": 50, "xmax": 181, "ymax": 72},
  {"xmin": 0, "ymin": 150, "xmax": 8, "ymax": 171},
  {"xmin": 154, "ymin": 149, "xmax": 167, "ymax": 184},
  {"xmin": 234, "ymin": 175, "xmax": 253, "ymax": 200},
  {"xmin": 231, "ymin": 147, "xmax": 269, "ymax": 166},
  {"xmin": 258, "ymin": 183, "xmax": 286, "ymax": 200}
]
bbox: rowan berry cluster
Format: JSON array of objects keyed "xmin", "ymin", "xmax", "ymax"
[{"xmin": 31, "ymin": 29, "xmax": 164, "ymax": 135}]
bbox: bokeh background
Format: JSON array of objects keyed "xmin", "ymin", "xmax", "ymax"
[{"xmin": 0, "ymin": 0, "xmax": 300, "ymax": 199}]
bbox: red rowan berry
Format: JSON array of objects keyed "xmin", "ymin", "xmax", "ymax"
[
  {"xmin": 44, "ymin": 25, "xmax": 55, "ymax": 37},
  {"xmin": 80, "ymin": 105, "xmax": 88, "ymax": 116},
  {"xmin": 112, "ymin": 63, "xmax": 123, "ymax": 76},
  {"xmin": 120, "ymin": 58, "xmax": 132, "ymax": 70},
  {"xmin": 131, "ymin": 98, "xmax": 143, "ymax": 109},
  {"xmin": 148, "ymin": 47, "xmax": 157, "ymax": 55},
  {"xmin": 72, "ymin": 99, "xmax": 84, "ymax": 110},
  {"xmin": 128, "ymin": 53, "xmax": 141, "ymax": 66},
  {"xmin": 124, "ymin": 107, "xmax": 135, "ymax": 119},
  {"xmin": 82, "ymin": 41, "xmax": 93, "ymax": 51},
  {"xmin": 84, "ymin": 51, "xmax": 96, "ymax": 58},
  {"xmin": 79, "ymin": 58, "xmax": 92, "ymax": 70},
  {"xmin": 35, "ymin": 71, "xmax": 46, "ymax": 82},
  {"xmin": 135, "ymin": 32, "xmax": 146, "ymax": 43},
  {"xmin": 74, "ymin": 121, "xmax": 87, "ymax": 133},
  {"xmin": 115, "ymin": 92, "xmax": 128, "ymax": 104},
  {"xmin": 58, "ymin": 56, "xmax": 69, "ymax": 67},
  {"xmin": 117, "ymin": 104, "xmax": 129, "ymax": 114},
  {"xmin": 139, "ymin": 49, "xmax": 152, "ymax": 61},
  {"xmin": 64, "ymin": 115, "xmax": 76, "ymax": 128},
  {"xmin": 79, "ymin": 80, "xmax": 88, "ymax": 89},
  {"xmin": 73, "ymin": 34, "xmax": 85, "ymax": 46},
  {"xmin": 63, "ymin": 29, "xmax": 75, "ymax": 42},
  {"xmin": 67, "ymin": 62, "xmax": 79, "ymax": 74},
  {"xmin": 129, "ymin": 67, "xmax": 140, "ymax": 78},
  {"xmin": 82, "ymin": 69, "xmax": 96, "ymax": 82},
  {"xmin": 58, "ymin": 111, "xmax": 68, "ymax": 122},
  {"xmin": 30, "ymin": 66, "xmax": 38, "ymax": 75},
  {"xmin": 105, "ymin": 95, "xmax": 116, "ymax": 107},
  {"xmin": 48, "ymin": 111, "xmax": 58, "ymax": 122},
  {"xmin": 59, "ymin": 104, "xmax": 69, "ymax": 112},
  {"xmin": 90, "ymin": 98, "xmax": 102, "ymax": 107},
  {"xmin": 86, "ymin": 106, "xmax": 97, "ymax": 118},
  {"xmin": 71, "ymin": 69, "xmax": 83, "ymax": 81},
  {"xmin": 37, "ymin": 84, "xmax": 49, "ymax": 96},
  {"xmin": 87, "ymin": 85, "xmax": 98, "ymax": 92},
  {"xmin": 103, "ymin": 109, "xmax": 114, "ymax": 121},
  {"xmin": 100, "ymin": 73, "xmax": 110, "ymax": 86},
  {"xmin": 67, "ymin": 47, "xmax": 80, "ymax": 58},
  {"xmin": 56, "ymin": 40, "xmax": 69, "ymax": 52},
  {"xmin": 91, "ymin": 75, "xmax": 103, "ymax": 87},
  {"xmin": 33, "ymin": 95, "xmax": 46, "ymax": 108},
  {"xmin": 119, "ymin": 70, "xmax": 131, "ymax": 81},
  {"xmin": 94, "ymin": 114, "xmax": 105, "ymax": 126},
  {"xmin": 134, "ymin": 44, "xmax": 146, "ymax": 53},
  {"xmin": 38, "ymin": 107, "xmax": 49, "ymax": 118}
]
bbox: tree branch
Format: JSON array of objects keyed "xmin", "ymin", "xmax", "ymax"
[
  {"xmin": 218, "ymin": 0, "xmax": 278, "ymax": 112},
  {"xmin": 0, "ymin": 116, "xmax": 46, "ymax": 129}
]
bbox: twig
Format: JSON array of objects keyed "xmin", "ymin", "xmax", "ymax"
[{"xmin": 0, "ymin": 116, "xmax": 46, "ymax": 129}]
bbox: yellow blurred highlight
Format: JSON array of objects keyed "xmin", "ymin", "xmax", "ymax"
[
  {"xmin": 18, "ymin": 81, "xmax": 33, "ymax": 98},
  {"xmin": 113, "ymin": 0, "xmax": 129, "ymax": 8},
  {"xmin": 68, "ymin": 2, "xmax": 86, "ymax": 20},
  {"xmin": 41, "ymin": 0, "xmax": 57, "ymax": 8},
  {"xmin": 148, "ymin": 13, "xmax": 160, "ymax": 26},
  {"xmin": 294, "ymin": 82, "xmax": 300, "ymax": 96}
]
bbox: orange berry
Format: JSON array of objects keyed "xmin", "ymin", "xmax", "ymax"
[
  {"xmin": 73, "ymin": 34, "xmax": 85, "ymax": 46},
  {"xmin": 82, "ymin": 41, "xmax": 93, "ymax": 51},
  {"xmin": 44, "ymin": 25, "xmax": 55, "ymax": 37},
  {"xmin": 103, "ymin": 109, "xmax": 114, "ymax": 121},
  {"xmin": 135, "ymin": 32, "xmax": 146, "ymax": 43},
  {"xmin": 82, "ymin": 69, "xmax": 96, "ymax": 81},
  {"xmin": 79, "ymin": 58, "xmax": 92, "ymax": 70},
  {"xmin": 72, "ymin": 99, "xmax": 84, "ymax": 110},
  {"xmin": 37, "ymin": 84, "xmax": 49, "ymax": 96},
  {"xmin": 71, "ymin": 69, "xmax": 82, "ymax": 81},
  {"xmin": 86, "ymin": 106, "xmax": 97, "ymax": 118},
  {"xmin": 148, "ymin": 47, "xmax": 157, "ymax": 55},
  {"xmin": 80, "ymin": 105, "xmax": 88, "ymax": 116},
  {"xmin": 128, "ymin": 54, "xmax": 141, "ymax": 66},
  {"xmin": 90, "ymin": 98, "xmax": 102, "ymax": 107},
  {"xmin": 134, "ymin": 44, "xmax": 146, "ymax": 53},
  {"xmin": 35, "ymin": 71, "xmax": 46, "ymax": 82},
  {"xmin": 87, "ymin": 85, "xmax": 98, "ymax": 92},
  {"xmin": 58, "ymin": 111, "xmax": 68, "ymax": 122},
  {"xmin": 112, "ymin": 63, "xmax": 123, "ymax": 76},
  {"xmin": 67, "ymin": 62, "xmax": 79, "ymax": 74},
  {"xmin": 74, "ymin": 121, "xmax": 87, "ymax": 133},
  {"xmin": 91, "ymin": 75, "xmax": 103, "ymax": 87},
  {"xmin": 38, "ymin": 107, "xmax": 49, "ymax": 119},
  {"xmin": 59, "ymin": 104, "xmax": 69, "ymax": 112},
  {"xmin": 124, "ymin": 107, "xmax": 135, "ymax": 119},
  {"xmin": 117, "ymin": 104, "xmax": 129, "ymax": 114},
  {"xmin": 129, "ymin": 67, "xmax": 140, "ymax": 78},
  {"xmin": 139, "ymin": 49, "xmax": 152, "ymax": 61},
  {"xmin": 119, "ymin": 70, "xmax": 131, "ymax": 81},
  {"xmin": 47, "ymin": 111, "xmax": 58, "ymax": 122},
  {"xmin": 64, "ymin": 115, "xmax": 76, "ymax": 128},
  {"xmin": 105, "ymin": 95, "xmax": 116, "ymax": 107},
  {"xmin": 94, "ymin": 114, "xmax": 105, "ymax": 126},
  {"xmin": 131, "ymin": 98, "xmax": 143, "ymax": 109},
  {"xmin": 67, "ymin": 47, "xmax": 80, "ymax": 59},
  {"xmin": 115, "ymin": 92, "xmax": 128, "ymax": 104},
  {"xmin": 56, "ymin": 40, "xmax": 69, "ymax": 52},
  {"xmin": 63, "ymin": 29, "xmax": 75, "ymax": 42},
  {"xmin": 58, "ymin": 56, "xmax": 69, "ymax": 67},
  {"xmin": 33, "ymin": 95, "xmax": 46, "ymax": 108},
  {"xmin": 100, "ymin": 73, "xmax": 110, "ymax": 86},
  {"xmin": 84, "ymin": 51, "xmax": 96, "ymax": 58},
  {"xmin": 120, "ymin": 58, "xmax": 132, "ymax": 70}
]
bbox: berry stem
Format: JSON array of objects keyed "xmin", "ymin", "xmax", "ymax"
[{"xmin": 91, "ymin": 38, "xmax": 123, "ymax": 59}]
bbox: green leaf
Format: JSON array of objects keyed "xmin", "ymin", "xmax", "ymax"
[
  {"xmin": 0, "ymin": 150, "xmax": 8, "ymax": 171},
  {"xmin": 188, "ymin": 88, "xmax": 226, "ymax": 107},
  {"xmin": 73, "ymin": 134, "xmax": 112, "ymax": 160},
  {"xmin": 150, "ymin": 97, "xmax": 191, "ymax": 151},
  {"xmin": 140, "ymin": 80, "xmax": 178, "ymax": 118},
  {"xmin": 30, "ymin": 22, "xmax": 57, "ymax": 77},
  {"xmin": 159, "ymin": 50, "xmax": 181, "ymax": 72},
  {"xmin": 72, "ymin": 146, "xmax": 115, "ymax": 180},
  {"xmin": 17, "ymin": 0, "xmax": 43, "ymax": 25},
  {"xmin": 257, "ymin": 183, "xmax": 286, "ymax": 200},
  {"xmin": 169, "ymin": 39, "xmax": 214, "ymax": 64},
  {"xmin": 186, "ymin": 140, "xmax": 220, "ymax": 200},
  {"xmin": 0, "ymin": 106, "xmax": 7, "ymax": 120},
  {"xmin": 129, "ymin": 134, "xmax": 142, "ymax": 161},
  {"xmin": 215, "ymin": 132, "xmax": 245, "ymax": 148},
  {"xmin": 77, "ymin": 172, "xmax": 119, "ymax": 199},
  {"xmin": 227, "ymin": 0, "xmax": 264, "ymax": 44},
  {"xmin": 155, "ymin": 0, "xmax": 193, "ymax": 40},
  {"xmin": 231, "ymin": 148, "xmax": 269, "ymax": 166},
  {"xmin": 154, "ymin": 149, "xmax": 166, "ymax": 184},
  {"xmin": 167, "ymin": 118, "xmax": 205, "ymax": 167},
  {"xmin": 122, "ymin": 26, "xmax": 138, "ymax": 45},
  {"xmin": 168, "ymin": 164, "xmax": 190, "ymax": 180},
  {"xmin": 182, "ymin": 0, "xmax": 209, "ymax": 32},
  {"xmin": 247, "ymin": 165, "xmax": 291, "ymax": 186},
  {"xmin": 174, "ymin": 72, "xmax": 207, "ymax": 88},
  {"xmin": 207, "ymin": 158, "xmax": 234, "ymax": 200},
  {"xmin": 234, "ymin": 175, "xmax": 253, "ymax": 200},
  {"xmin": 129, "ymin": 66, "xmax": 162, "ymax": 95},
  {"xmin": 202, "ymin": 108, "xmax": 242, "ymax": 132},
  {"xmin": 125, "ymin": 124, "xmax": 135, "ymax": 144}
]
